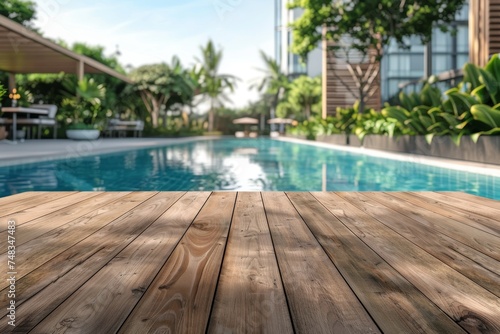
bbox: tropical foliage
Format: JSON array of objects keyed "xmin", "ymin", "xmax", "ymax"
[
  {"xmin": 278, "ymin": 75, "xmax": 321, "ymax": 120},
  {"xmin": 60, "ymin": 78, "xmax": 106, "ymax": 128},
  {"xmin": 253, "ymin": 51, "xmax": 290, "ymax": 126},
  {"xmin": 195, "ymin": 40, "xmax": 238, "ymax": 132},
  {"xmin": 0, "ymin": 0, "xmax": 36, "ymax": 28},
  {"xmin": 290, "ymin": 56, "xmax": 500, "ymax": 145},
  {"xmin": 130, "ymin": 57, "xmax": 196, "ymax": 128}
]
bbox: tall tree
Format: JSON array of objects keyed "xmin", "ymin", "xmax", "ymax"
[
  {"xmin": 196, "ymin": 40, "xmax": 237, "ymax": 132},
  {"xmin": 129, "ymin": 57, "xmax": 196, "ymax": 128},
  {"xmin": 253, "ymin": 51, "xmax": 290, "ymax": 129},
  {"xmin": 287, "ymin": 75, "xmax": 322, "ymax": 119},
  {"xmin": 290, "ymin": 0, "xmax": 467, "ymax": 113},
  {"xmin": 0, "ymin": 0, "xmax": 36, "ymax": 27}
]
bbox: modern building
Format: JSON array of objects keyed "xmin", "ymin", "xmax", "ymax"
[
  {"xmin": 381, "ymin": 3, "xmax": 470, "ymax": 102},
  {"xmin": 275, "ymin": 0, "xmax": 322, "ymax": 78}
]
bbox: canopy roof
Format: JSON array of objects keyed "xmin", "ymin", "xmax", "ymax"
[
  {"xmin": 233, "ymin": 117, "xmax": 259, "ymax": 125},
  {"xmin": 0, "ymin": 15, "xmax": 132, "ymax": 83}
]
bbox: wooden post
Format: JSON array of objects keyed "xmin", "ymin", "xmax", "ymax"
[
  {"xmin": 322, "ymin": 26, "xmax": 327, "ymax": 119},
  {"xmin": 77, "ymin": 59, "xmax": 84, "ymax": 82},
  {"xmin": 8, "ymin": 73, "xmax": 16, "ymax": 93}
]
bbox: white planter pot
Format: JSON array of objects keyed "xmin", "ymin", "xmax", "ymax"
[{"xmin": 66, "ymin": 129, "xmax": 100, "ymax": 140}]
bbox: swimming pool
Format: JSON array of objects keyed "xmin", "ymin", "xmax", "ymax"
[{"xmin": 1, "ymin": 138, "xmax": 499, "ymax": 199}]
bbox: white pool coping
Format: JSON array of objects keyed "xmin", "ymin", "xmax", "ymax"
[
  {"xmin": 276, "ymin": 137, "xmax": 500, "ymax": 178},
  {"xmin": 0, "ymin": 136, "xmax": 221, "ymax": 167}
]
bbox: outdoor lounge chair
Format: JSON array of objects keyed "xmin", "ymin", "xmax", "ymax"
[
  {"xmin": 106, "ymin": 119, "xmax": 144, "ymax": 137},
  {"xmin": 14, "ymin": 104, "xmax": 58, "ymax": 139}
]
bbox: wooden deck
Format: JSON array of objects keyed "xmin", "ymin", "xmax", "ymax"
[{"xmin": 1, "ymin": 191, "xmax": 499, "ymax": 333}]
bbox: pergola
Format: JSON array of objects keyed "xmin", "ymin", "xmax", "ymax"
[{"xmin": 0, "ymin": 15, "xmax": 132, "ymax": 91}]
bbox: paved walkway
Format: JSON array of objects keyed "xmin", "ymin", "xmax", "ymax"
[{"xmin": 0, "ymin": 137, "xmax": 217, "ymax": 166}]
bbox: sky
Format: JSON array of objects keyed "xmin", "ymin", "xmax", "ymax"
[{"xmin": 31, "ymin": 0, "xmax": 275, "ymax": 109}]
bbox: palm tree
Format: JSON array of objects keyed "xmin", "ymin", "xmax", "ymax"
[
  {"xmin": 196, "ymin": 40, "xmax": 238, "ymax": 132},
  {"xmin": 253, "ymin": 51, "xmax": 290, "ymax": 130}
]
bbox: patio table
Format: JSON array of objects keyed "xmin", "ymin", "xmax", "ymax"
[{"xmin": 1, "ymin": 107, "xmax": 49, "ymax": 143}]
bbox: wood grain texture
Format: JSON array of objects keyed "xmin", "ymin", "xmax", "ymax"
[
  {"xmin": 0, "ymin": 191, "xmax": 41, "ymax": 206},
  {"xmin": 0, "ymin": 192, "xmax": 167, "ymax": 333},
  {"xmin": 31, "ymin": 192, "xmax": 207, "ymax": 334},
  {"xmin": 357, "ymin": 192, "xmax": 500, "ymax": 297},
  {"xmin": 411, "ymin": 192, "xmax": 500, "ymax": 236},
  {"xmin": 385, "ymin": 192, "xmax": 500, "ymax": 260},
  {"xmin": 289, "ymin": 192, "xmax": 466, "ymax": 334},
  {"xmin": 0, "ymin": 192, "xmax": 154, "ymax": 316},
  {"xmin": 0, "ymin": 192, "xmax": 76, "ymax": 223},
  {"xmin": 208, "ymin": 192, "xmax": 293, "ymax": 334},
  {"xmin": 0, "ymin": 192, "xmax": 129, "ymax": 252},
  {"xmin": 118, "ymin": 192, "xmax": 236, "ymax": 334},
  {"xmin": 262, "ymin": 192, "xmax": 380, "ymax": 334},
  {"xmin": 389, "ymin": 192, "xmax": 500, "ymax": 237},
  {"xmin": 0, "ymin": 191, "xmax": 498, "ymax": 333},
  {"xmin": 0, "ymin": 192, "xmax": 137, "ymax": 290},
  {"xmin": 315, "ymin": 192, "xmax": 500, "ymax": 333},
  {"xmin": 441, "ymin": 191, "xmax": 500, "ymax": 210}
]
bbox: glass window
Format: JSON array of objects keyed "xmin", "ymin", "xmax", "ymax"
[
  {"xmin": 433, "ymin": 55, "xmax": 452, "ymax": 74},
  {"xmin": 410, "ymin": 54, "xmax": 424, "ymax": 73},
  {"xmin": 457, "ymin": 26, "xmax": 469, "ymax": 52},
  {"xmin": 433, "ymin": 29, "xmax": 452, "ymax": 52},
  {"xmin": 456, "ymin": 3, "xmax": 469, "ymax": 21},
  {"xmin": 399, "ymin": 55, "xmax": 410, "ymax": 73},
  {"xmin": 457, "ymin": 54, "xmax": 469, "ymax": 68}
]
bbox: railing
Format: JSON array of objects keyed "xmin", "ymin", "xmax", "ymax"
[{"xmin": 397, "ymin": 68, "xmax": 464, "ymax": 96}]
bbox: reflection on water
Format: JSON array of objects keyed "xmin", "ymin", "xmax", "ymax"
[{"xmin": 0, "ymin": 138, "xmax": 499, "ymax": 199}]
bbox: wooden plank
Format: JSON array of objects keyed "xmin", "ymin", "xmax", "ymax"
[
  {"xmin": 0, "ymin": 192, "xmax": 143, "ymax": 290},
  {"xmin": 0, "ymin": 191, "xmax": 39, "ymax": 206},
  {"xmin": 0, "ymin": 191, "xmax": 131, "ymax": 252},
  {"xmin": 0, "ymin": 192, "xmax": 183, "ymax": 333},
  {"xmin": 288, "ymin": 192, "xmax": 466, "ymax": 333},
  {"xmin": 314, "ymin": 192, "xmax": 500, "ymax": 333},
  {"xmin": 348, "ymin": 192, "xmax": 500, "ymax": 297},
  {"xmin": 0, "ymin": 191, "xmax": 76, "ymax": 223},
  {"xmin": 31, "ymin": 192, "xmax": 208, "ymax": 334},
  {"xmin": 118, "ymin": 192, "xmax": 236, "ymax": 334},
  {"xmin": 261, "ymin": 192, "xmax": 380, "ymax": 334},
  {"xmin": 442, "ymin": 192, "xmax": 500, "ymax": 210},
  {"xmin": 0, "ymin": 192, "xmax": 157, "ymax": 312},
  {"xmin": 389, "ymin": 192, "xmax": 500, "ymax": 247},
  {"xmin": 411, "ymin": 192, "xmax": 500, "ymax": 235},
  {"xmin": 207, "ymin": 192, "xmax": 293, "ymax": 334},
  {"xmin": 0, "ymin": 191, "xmax": 102, "ymax": 226}
]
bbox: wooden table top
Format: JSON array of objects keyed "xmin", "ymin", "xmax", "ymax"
[
  {"xmin": 1, "ymin": 107, "xmax": 48, "ymax": 115},
  {"xmin": 0, "ymin": 191, "xmax": 499, "ymax": 333}
]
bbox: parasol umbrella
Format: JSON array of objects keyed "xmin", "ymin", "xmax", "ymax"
[
  {"xmin": 267, "ymin": 118, "xmax": 294, "ymax": 124},
  {"xmin": 233, "ymin": 117, "xmax": 259, "ymax": 137},
  {"xmin": 233, "ymin": 117, "xmax": 259, "ymax": 125},
  {"xmin": 267, "ymin": 118, "xmax": 295, "ymax": 134}
]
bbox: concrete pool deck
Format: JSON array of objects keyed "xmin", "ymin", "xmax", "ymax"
[
  {"xmin": 2, "ymin": 136, "xmax": 500, "ymax": 178},
  {"xmin": 0, "ymin": 137, "xmax": 219, "ymax": 167}
]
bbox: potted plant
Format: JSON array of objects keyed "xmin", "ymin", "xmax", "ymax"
[{"xmin": 62, "ymin": 78, "xmax": 106, "ymax": 140}]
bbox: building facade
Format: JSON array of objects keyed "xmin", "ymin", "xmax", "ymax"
[
  {"xmin": 276, "ymin": 0, "xmax": 500, "ymax": 117},
  {"xmin": 381, "ymin": 3, "xmax": 470, "ymax": 102},
  {"xmin": 275, "ymin": 0, "xmax": 322, "ymax": 78}
]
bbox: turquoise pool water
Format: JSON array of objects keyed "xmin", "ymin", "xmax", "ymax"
[{"xmin": 1, "ymin": 138, "xmax": 499, "ymax": 199}]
